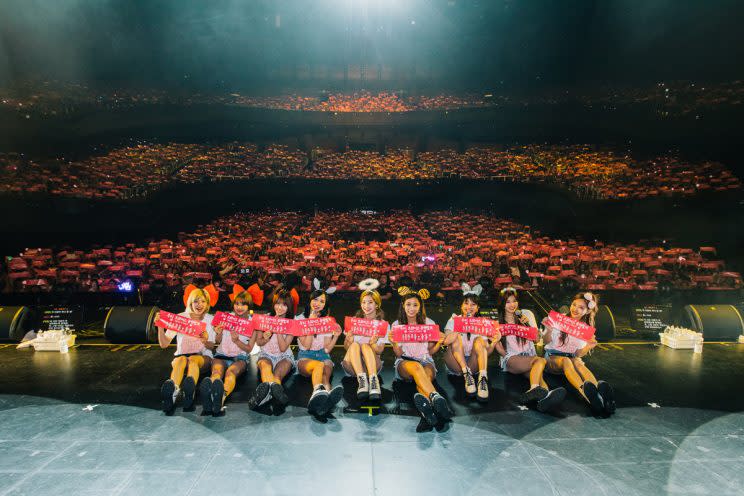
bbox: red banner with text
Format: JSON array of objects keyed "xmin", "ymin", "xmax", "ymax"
[
  {"xmin": 344, "ymin": 317, "xmax": 388, "ymax": 338},
  {"xmin": 499, "ymin": 323, "xmax": 539, "ymax": 341},
  {"xmin": 452, "ymin": 317, "xmax": 500, "ymax": 337},
  {"xmin": 252, "ymin": 314, "xmax": 295, "ymax": 335},
  {"xmin": 292, "ymin": 317, "xmax": 337, "ymax": 336},
  {"xmin": 156, "ymin": 311, "xmax": 206, "ymax": 338},
  {"xmin": 547, "ymin": 311, "xmax": 595, "ymax": 341},
  {"xmin": 392, "ymin": 324, "xmax": 441, "ymax": 342},
  {"xmin": 212, "ymin": 311, "xmax": 254, "ymax": 337}
]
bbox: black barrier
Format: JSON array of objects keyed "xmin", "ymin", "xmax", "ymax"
[
  {"xmin": 682, "ymin": 305, "xmax": 744, "ymax": 341},
  {"xmin": 595, "ymin": 305, "xmax": 616, "ymax": 342},
  {"xmin": 0, "ymin": 306, "xmax": 31, "ymax": 342},
  {"xmin": 103, "ymin": 306, "xmax": 159, "ymax": 344}
]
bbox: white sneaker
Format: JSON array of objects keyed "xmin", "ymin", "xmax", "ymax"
[
  {"xmin": 368, "ymin": 375, "xmax": 381, "ymax": 401},
  {"xmin": 464, "ymin": 368, "xmax": 476, "ymax": 395},
  {"xmin": 477, "ymin": 375, "xmax": 489, "ymax": 402},
  {"xmin": 356, "ymin": 374, "xmax": 370, "ymax": 400}
]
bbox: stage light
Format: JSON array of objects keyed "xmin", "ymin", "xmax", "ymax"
[{"xmin": 117, "ymin": 280, "xmax": 134, "ymax": 292}]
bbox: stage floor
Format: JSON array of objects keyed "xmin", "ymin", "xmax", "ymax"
[{"xmin": 1, "ymin": 342, "xmax": 744, "ymax": 495}]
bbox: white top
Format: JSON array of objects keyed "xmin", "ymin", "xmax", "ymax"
[
  {"xmin": 166, "ymin": 311, "xmax": 215, "ymax": 357},
  {"xmin": 392, "ymin": 317, "xmax": 437, "ymax": 360},
  {"xmin": 349, "ymin": 316, "xmax": 390, "ymax": 346},
  {"xmin": 504, "ymin": 335, "xmax": 536, "ymax": 356},
  {"xmin": 544, "ymin": 326, "xmax": 586, "ymax": 355},
  {"xmin": 501, "ymin": 309, "xmax": 538, "ymax": 357},
  {"xmin": 259, "ymin": 317, "xmax": 294, "ymax": 355},
  {"xmin": 444, "ymin": 314, "xmax": 480, "ymax": 356},
  {"xmin": 215, "ymin": 312, "xmax": 251, "ymax": 358},
  {"xmin": 295, "ymin": 313, "xmax": 332, "ymax": 351}
]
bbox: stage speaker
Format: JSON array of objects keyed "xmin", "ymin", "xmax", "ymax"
[
  {"xmin": 681, "ymin": 305, "xmax": 744, "ymax": 340},
  {"xmin": 103, "ymin": 306, "xmax": 159, "ymax": 344},
  {"xmin": 594, "ymin": 305, "xmax": 616, "ymax": 342},
  {"xmin": 0, "ymin": 306, "xmax": 31, "ymax": 342}
]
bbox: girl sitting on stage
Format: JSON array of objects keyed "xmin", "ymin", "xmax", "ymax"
[
  {"xmin": 296, "ymin": 281, "xmax": 345, "ymax": 416},
  {"xmin": 389, "ymin": 286, "xmax": 453, "ymax": 426},
  {"xmin": 247, "ymin": 289, "xmax": 296, "ymax": 411},
  {"xmin": 200, "ymin": 285, "xmax": 258, "ymax": 416},
  {"xmin": 494, "ymin": 288, "xmax": 566, "ymax": 411},
  {"xmin": 543, "ymin": 292, "xmax": 615, "ymax": 416},
  {"xmin": 442, "ymin": 284, "xmax": 501, "ymax": 402},
  {"xmin": 157, "ymin": 285, "xmax": 218, "ymax": 414},
  {"xmin": 341, "ymin": 279, "xmax": 387, "ymax": 401}
]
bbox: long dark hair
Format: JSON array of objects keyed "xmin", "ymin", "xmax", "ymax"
[
  {"xmin": 397, "ymin": 293, "xmax": 427, "ymax": 325},
  {"xmin": 497, "ymin": 288, "xmax": 526, "ymax": 346},
  {"xmin": 303, "ymin": 289, "xmax": 329, "ymax": 318},
  {"xmin": 496, "ymin": 288, "xmax": 518, "ymax": 324},
  {"xmin": 558, "ymin": 292, "xmax": 599, "ymax": 345}
]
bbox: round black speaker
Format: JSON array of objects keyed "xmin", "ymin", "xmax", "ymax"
[
  {"xmin": 681, "ymin": 305, "xmax": 744, "ymax": 340},
  {"xmin": 594, "ymin": 304, "xmax": 616, "ymax": 342},
  {"xmin": 0, "ymin": 306, "xmax": 31, "ymax": 342},
  {"xmin": 103, "ymin": 306, "xmax": 159, "ymax": 344}
]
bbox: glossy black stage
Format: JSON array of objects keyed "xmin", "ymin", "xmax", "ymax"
[{"xmin": 2, "ymin": 341, "xmax": 744, "ymax": 495}]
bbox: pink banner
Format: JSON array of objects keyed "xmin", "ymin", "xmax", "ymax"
[
  {"xmin": 548, "ymin": 310, "xmax": 595, "ymax": 341},
  {"xmin": 212, "ymin": 311, "xmax": 254, "ymax": 337},
  {"xmin": 292, "ymin": 317, "xmax": 337, "ymax": 337},
  {"xmin": 252, "ymin": 314, "xmax": 295, "ymax": 335},
  {"xmin": 392, "ymin": 324, "xmax": 441, "ymax": 343},
  {"xmin": 155, "ymin": 311, "xmax": 206, "ymax": 338},
  {"xmin": 499, "ymin": 323, "xmax": 539, "ymax": 341},
  {"xmin": 344, "ymin": 317, "xmax": 388, "ymax": 337},
  {"xmin": 452, "ymin": 317, "xmax": 499, "ymax": 337}
]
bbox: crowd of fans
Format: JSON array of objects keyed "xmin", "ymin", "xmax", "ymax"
[
  {"xmin": 0, "ymin": 83, "xmax": 497, "ymax": 115},
  {"xmin": 0, "ymin": 143, "xmax": 308, "ymax": 199},
  {"xmin": 175, "ymin": 144, "xmax": 307, "ymax": 182},
  {"xmin": 0, "ymin": 144, "xmax": 201, "ymax": 199},
  {"xmin": 4, "ymin": 81, "xmax": 743, "ymax": 117},
  {"xmin": 3, "ymin": 210, "xmax": 740, "ymax": 295},
  {"xmin": 234, "ymin": 91, "xmax": 496, "ymax": 112},
  {"xmin": 3, "ymin": 143, "xmax": 738, "ymax": 200}
]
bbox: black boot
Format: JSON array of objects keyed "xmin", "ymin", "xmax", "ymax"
[
  {"xmin": 597, "ymin": 381, "xmax": 616, "ymax": 416},
  {"xmin": 536, "ymin": 387, "xmax": 567, "ymax": 413},
  {"xmin": 199, "ymin": 377, "xmax": 213, "ymax": 415}
]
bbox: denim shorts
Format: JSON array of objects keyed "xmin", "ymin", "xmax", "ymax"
[
  {"xmin": 213, "ymin": 354, "xmax": 248, "ymax": 368},
  {"xmin": 257, "ymin": 350, "xmax": 296, "ymax": 372},
  {"xmin": 297, "ymin": 348, "xmax": 332, "ymax": 364}
]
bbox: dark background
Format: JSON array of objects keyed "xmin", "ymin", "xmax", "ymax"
[{"xmin": 2, "ymin": 0, "xmax": 744, "ymax": 90}]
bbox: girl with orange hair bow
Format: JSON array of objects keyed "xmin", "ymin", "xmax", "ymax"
[
  {"xmin": 157, "ymin": 284, "xmax": 218, "ymax": 414},
  {"xmin": 247, "ymin": 289, "xmax": 296, "ymax": 413},
  {"xmin": 389, "ymin": 286, "xmax": 453, "ymax": 429},
  {"xmin": 200, "ymin": 285, "xmax": 258, "ymax": 416}
]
